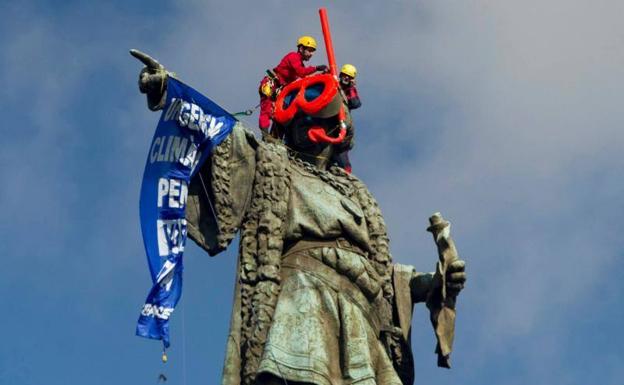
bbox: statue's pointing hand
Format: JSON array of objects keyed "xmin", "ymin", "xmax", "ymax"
[
  {"xmin": 130, "ymin": 49, "xmax": 163, "ymax": 70},
  {"xmin": 446, "ymin": 260, "xmax": 466, "ymax": 297},
  {"xmin": 129, "ymin": 49, "xmax": 168, "ymax": 111}
]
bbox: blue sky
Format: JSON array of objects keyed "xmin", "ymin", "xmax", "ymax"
[{"xmin": 1, "ymin": 1, "xmax": 623, "ymax": 384}]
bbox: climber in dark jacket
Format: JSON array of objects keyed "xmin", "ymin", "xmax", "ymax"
[
  {"xmin": 335, "ymin": 64, "xmax": 361, "ymax": 173},
  {"xmin": 339, "ymin": 64, "xmax": 361, "ymax": 110}
]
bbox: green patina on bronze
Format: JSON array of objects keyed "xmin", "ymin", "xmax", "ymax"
[{"xmin": 132, "ymin": 49, "xmax": 467, "ymax": 385}]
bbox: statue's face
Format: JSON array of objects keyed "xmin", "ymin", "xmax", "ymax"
[{"xmin": 284, "ymin": 115, "xmax": 341, "ymax": 152}]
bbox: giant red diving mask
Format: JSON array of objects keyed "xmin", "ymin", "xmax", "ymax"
[{"xmin": 274, "ymin": 74, "xmax": 347, "ymax": 144}]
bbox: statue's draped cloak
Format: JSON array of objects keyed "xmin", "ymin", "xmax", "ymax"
[{"xmin": 185, "ymin": 124, "xmax": 442, "ymax": 385}]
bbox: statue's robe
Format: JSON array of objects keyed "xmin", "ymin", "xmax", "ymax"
[{"xmin": 185, "ymin": 123, "xmax": 443, "ymax": 385}]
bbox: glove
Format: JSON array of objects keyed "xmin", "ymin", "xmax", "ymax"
[{"xmin": 316, "ymin": 64, "xmax": 329, "ymax": 73}]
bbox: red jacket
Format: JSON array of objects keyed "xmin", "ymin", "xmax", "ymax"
[{"xmin": 274, "ymin": 52, "xmax": 317, "ymax": 85}]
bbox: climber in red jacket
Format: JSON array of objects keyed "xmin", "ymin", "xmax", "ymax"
[{"xmin": 259, "ymin": 36, "xmax": 328, "ymax": 136}]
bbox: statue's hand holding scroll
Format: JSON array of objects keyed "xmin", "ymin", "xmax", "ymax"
[{"xmin": 426, "ymin": 212, "xmax": 466, "ymax": 368}]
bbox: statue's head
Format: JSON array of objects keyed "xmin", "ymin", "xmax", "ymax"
[{"xmin": 273, "ymin": 74, "xmax": 353, "ymax": 157}]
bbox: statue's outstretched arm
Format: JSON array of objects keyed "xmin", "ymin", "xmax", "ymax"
[
  {"xmin": 129, "ymin": 49, "xmax": 259, "ymax": 255},
  {"xmin": 130, "ymin": 49, "xmax": 170, "ymax": 111},
  {"xmin": 186, "ymin": 124, "xmax": 258, "ymax": 256}
]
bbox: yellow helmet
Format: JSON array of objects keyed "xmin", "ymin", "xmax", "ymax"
[
  {"xmin": 297, "ymin": 36, "xmax": 317, "ymax": 50},
  {"xmin": 340, "ymin": 64, "xmax": 357, "ymax": 78}
]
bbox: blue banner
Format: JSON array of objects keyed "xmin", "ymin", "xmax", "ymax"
[{"xmin": 136, "ymin": 77, "xmax": 235, "ymax": 347}]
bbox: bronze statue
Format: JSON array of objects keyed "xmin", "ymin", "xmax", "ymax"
[{"xmin": 132, "ymin": 49, "xmax": 467, "ymax": 385}]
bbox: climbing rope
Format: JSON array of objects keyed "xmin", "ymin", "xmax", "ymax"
[{"xmin": 231, "ymin": 104, "xmax": 260, "ymax": 118}]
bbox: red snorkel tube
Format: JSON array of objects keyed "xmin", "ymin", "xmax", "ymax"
[
  {"xmin": 307, "ymin": 8, "xmax": 347, "ymax": 144},
  {"xmin": 319, "ymin": 8, "xmax": 338, "ymax": 78}
]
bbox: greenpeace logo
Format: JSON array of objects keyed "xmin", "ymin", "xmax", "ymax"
[{"xmin": 141, "ymin": 304, "xmax": 174, "ymax": 320}]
